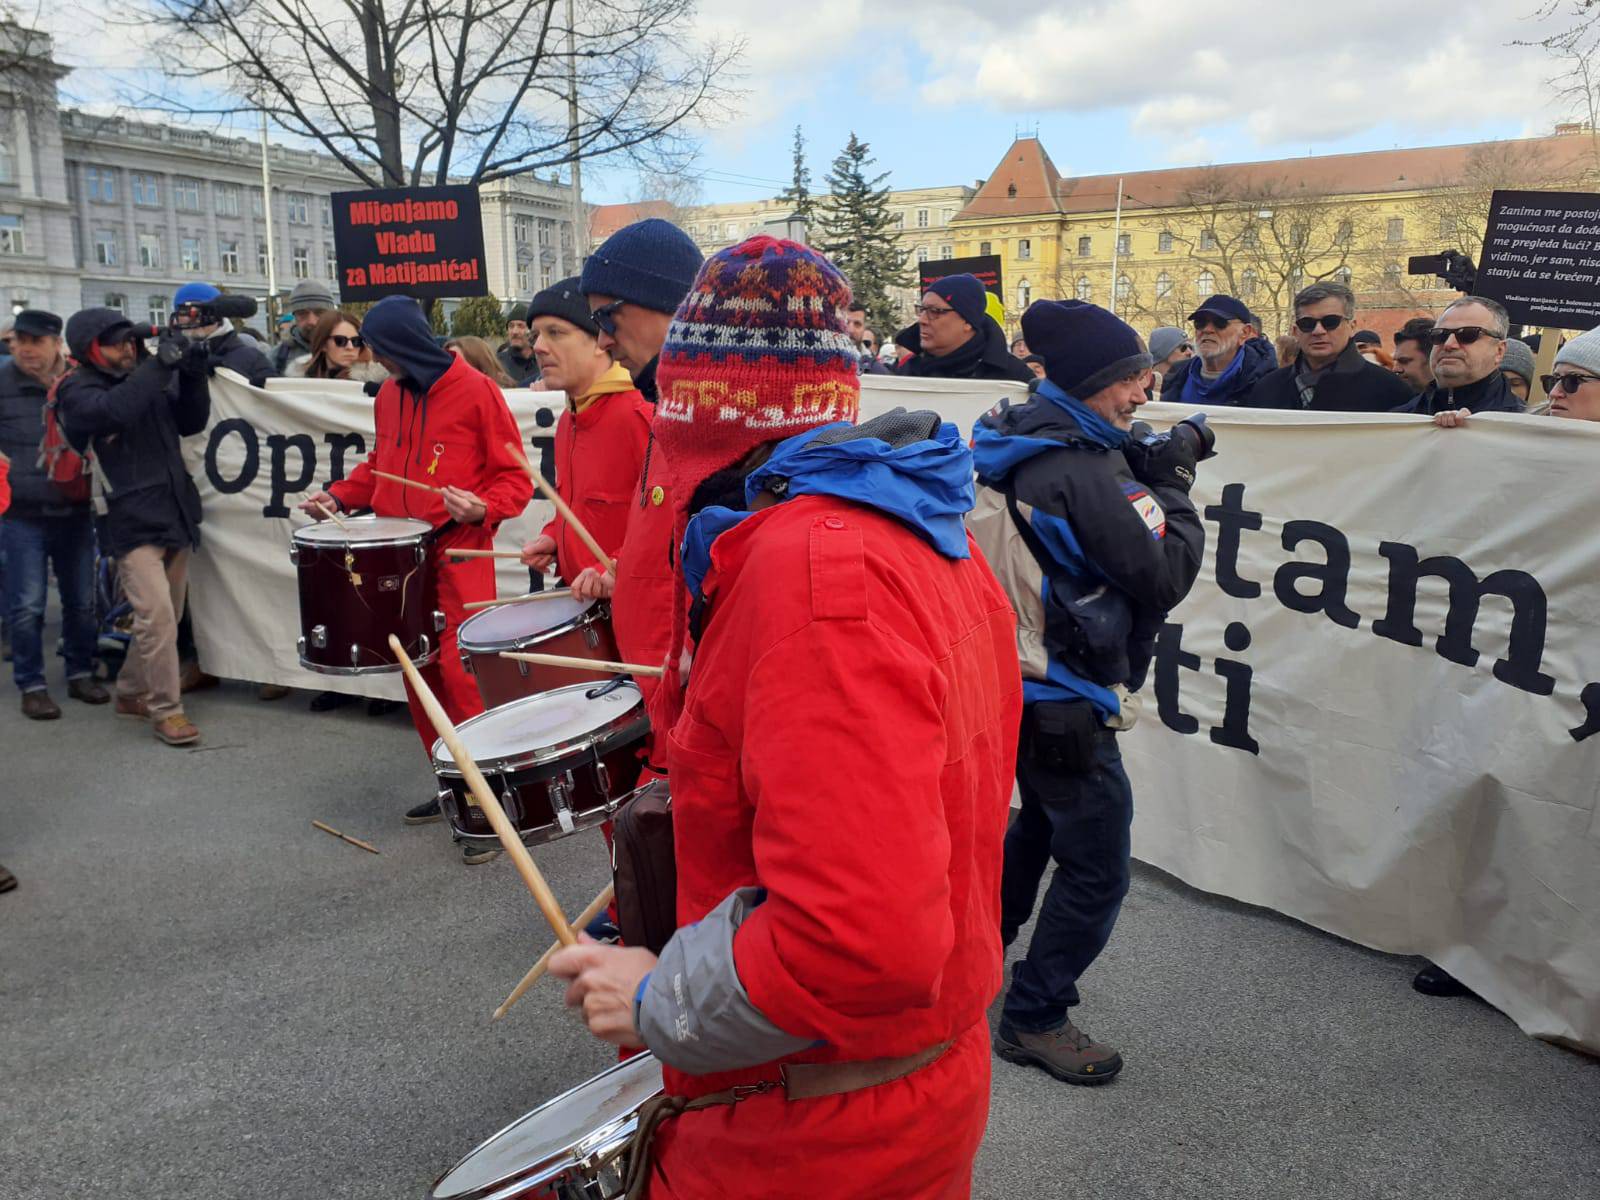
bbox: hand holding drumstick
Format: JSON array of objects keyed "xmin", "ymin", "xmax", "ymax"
[{"xmin": 298, "ymin": 489, "xmax": 342, "ymax": 518}]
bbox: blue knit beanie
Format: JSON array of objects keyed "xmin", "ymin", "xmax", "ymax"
[
  {"xmin": 580, "ymin": 218, "xmax": 704, "ymax": 314},
  {"xmin": 1021, "ymin": 300, "xmax": 1152, "ymax": 398},
  {"xmin": 927, "ymin": 274, "xmax": 989, "ymax": 331}
]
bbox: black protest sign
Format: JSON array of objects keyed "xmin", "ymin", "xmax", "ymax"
[
  {"xmin": 918, "ymin": 254, "xmax": 1003, "ymax": 296},
  {"xmin": 1476, "ymin": 189, "xmax": 1600, "ymax": 330},
  {"xmin": 331, "ymin": 185, "xmax": 488, "ymax": 301}
]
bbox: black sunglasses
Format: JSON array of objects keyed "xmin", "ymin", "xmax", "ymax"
[
  {"xmin": 590, "ymin": 298, "xmax": 626, "ymax": 335},
  {"xmin": 329, "ymin": 334, "xmax": 364, "ymax": 349},
  {"xmin": 1294, "ymin": 314, "xmax": 1347, "ymax": 333},
  {"xmin": 1539, "ymin": 371, "xmax": 1599, "ymax": 395},
  {"xmin": 1426, "ymin": 326, "xmax": 1502, "ymax": 347},
  {"xmin": 1191, "ymin": 315, "xmax": 1237, "ymax": 332}
]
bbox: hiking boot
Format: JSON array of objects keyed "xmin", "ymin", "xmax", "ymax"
[
  {"xmin": 460, "ymin": 840, "xmax": 502, "ymax": 866},
  {"xmin": 1413, "ymin": 962, "xmax": 1474, "ymax": 998},
  {"xmin": 21, "ymin": 690, "xmax": 62, "ymax": 720},
  {"xmin": 154, "ymin": 713, "xmax": 201, "ymax": 746},
  {"xmin": 178, "ymin": 662, "xmax": 218, "ymax": 693},
  {"xmin": 68, "ymin": 678, "xmax": 111, "ymax": 705},
  {"xmin": 994, "ymin": 1018, "xmax": 1123, "ymax": 1085},
  {"xmin": 404, "ymin": 797, "xmax": 444, "ymax": 825},
  {"xmin": 310, "ymin": 689, "xmax": 354, "ymax": 712},
  {"xmin": 115, "ymin": 694, "xmax": 153, "ymax": 719},
  {"xmin": 257, "ymin": 683, "xmax": 291, "ymax": 701}
]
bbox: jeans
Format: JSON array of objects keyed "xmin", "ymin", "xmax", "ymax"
[
  {"xmin": 1, "ymin": 512, "xmax": 98, "ymax": 693},
  {"xmin": 1000, "ymin": 710, "xmax": 1134, "ymax": 1033}
]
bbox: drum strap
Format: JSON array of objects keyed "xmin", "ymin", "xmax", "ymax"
[{"xmin": 616, "ymin": 1038, "xmax": 956, "ymax": 1198}]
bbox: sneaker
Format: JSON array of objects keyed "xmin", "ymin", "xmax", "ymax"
[
  {"xmin": 994, "ymin": 1018, "xmax": 1123, "ymax": 1085},
  {"xmin": 460, "ymin": 841, "xmax": 502, "ymax": 866},
  {"xmin": 310, "ymin": 689, "xmax": 355, "ymax": 713},
  {"xmin": 404, "ymin": 797, "xmax": 444, "ymax": 825},
  {"xmin": 115, "ymin": 694, "xmax": 153, "ymax": 719},
  {"xmin": 154, "ymin": 713, "xmax": 201, "ymax": 746},
  {"xmin": 68, "ymin": 678, "xmax": 111, "ymax": 705},
  {"xmin": 1412, "ymin": 962, "xmax": 1474, "ymax": 998},
  {"xmin": 21, "ymin": 690, "xmax": 62, "ymax": 720}
]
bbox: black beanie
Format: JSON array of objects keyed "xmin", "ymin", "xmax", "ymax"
[
  {"xmin": 927, "ymin": 274, "xmax": 989, "ymax": 331},
  {"xmin": 506, "ymin": 303, "xmax": 531, "ymax": 325},
  {"xmin": 527, "ymin": 277, "xmax": 598, "ymax": 337},
  {"xmin": 1021, "ymin": 300, "xmax": 1152, "ymax": 398}
]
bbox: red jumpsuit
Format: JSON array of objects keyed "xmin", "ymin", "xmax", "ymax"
[
  {"xmin": 609, "ymin": 432, "xmax": 678, "ymax": 728},
  {"xmin": 650, "ymin": 495, "xmax": 1023, "ymax": 1199},
  {"xmin": 329, "ymin": 354, "xmax": 534, "ymax": 751}
]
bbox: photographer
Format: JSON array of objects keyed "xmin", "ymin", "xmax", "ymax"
[
  {"xmin": 171, "ymin": 283, "xmax": 276, "ymax": 387},
  {"xmin": 969, "ymin": 299, "xmax": 1207, "ymax": 1086},
  {"xmin": 57, "ymin": 310, "xmax": 211, "ymax": 747}
]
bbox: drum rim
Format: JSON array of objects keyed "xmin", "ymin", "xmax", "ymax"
[
  {"xmin": 431, "ymin": 1052, "xmax": 663, "ymax": 1200},
  {"xmin": 431, "ymin": 681, "xmax": 647, "ymax": 776},
  {"xmin": 456, "ymin": 599, "xmax": 606, "ymax": 654},
  {"xmin": 292, "ymin": 514, "xmax": 434, "ymax": 548}
]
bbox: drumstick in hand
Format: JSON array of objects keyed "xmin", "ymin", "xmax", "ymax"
[
  {"xmin": 372, "ymin": 469, "xmax": 445, "ymax": 495},
  {"xmin": 445, "ymin": 548, "xmax": 528, "ymax": 559},
  {"xmin": 311, "ymin": 499, "xmax": 350, "ymax": 533},
  {"xmin": 499, "ymin": 650, "xmax": 665, "ymax": 678},
  {"xmin": 462, "ymin": 589, "xmax": 574, "ymax": 611},
  {"xmin": 388, "ymin": 635, "xmax": 576, "ymax": 948},
  {"xmin": 504, "ymin": 442, "xmax": 616, "ymax": 575},
  {"xmin": 493, "ymin": 882, "xmax": 616, "ymax": 1021}
]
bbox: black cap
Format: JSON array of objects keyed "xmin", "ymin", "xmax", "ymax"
[
  {"xmin": 506, "ymin": 303, "xmax": 531, "ymax": 326},
  {"xmin": 1351, "ymin": 329, "xmax": 1381, "ymax": 346},
  {"xmin": 13, "ymin": 309, "xmax": 64, "ymax": 338},
  {"xmin": 528, "ymin": 277, "xmax": 599, "ymax": 337},
  {"xmin": 1188, "ymin": 294, "xmax": 1253, "ymax": 325}
]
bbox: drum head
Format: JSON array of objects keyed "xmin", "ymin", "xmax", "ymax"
[
  {"xmin": 294, "ymin": 515, "xmax": 432, "ymax": 545},
  {"xmin": 433, "ymin": 1053, "xmax": 663, "ymax": 1199},
  {"xmin": 433, "ymin": 681, "xmax": 643, "ymax": 772},
  {"xmin": 457, "ymin": 593, "xmax": 593, "ymax": 651}
]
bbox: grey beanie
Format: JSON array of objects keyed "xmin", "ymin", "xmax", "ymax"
[
  {"xmin": 1500, "ymin": 338, "xmax": 1536, "ymax": 386},
  {"xmin": 287, "ymin": 279, "xmax": 336, "ymax": 312},
  {"xmin": 1148, "ymin": 326, "xmax": 1188, "ymax": 362},
  {"xmin": 1553, "ymin": 326, "xmax": 1600, "ymax": 377}
]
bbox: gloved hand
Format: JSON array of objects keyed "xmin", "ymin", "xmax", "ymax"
[
  {"xmin": 1123, "ymin": 432, "xmax": 1199, "ymax": 493},
  {"xmin": 155, "ymin": 332, "xmax": 188, "ymax": 369},
  {"xmin": 176, "ymin": 340, "xmax": 211, "ymax": 378}
]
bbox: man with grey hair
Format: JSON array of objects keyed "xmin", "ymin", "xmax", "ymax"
[
  {"xmin": 1401, "ymin": 296, "xmax": 1523, "ymax": 416},
  {"xmin": 1246, "ymin": 282, "xmax": 1412, "ymax": 412}
]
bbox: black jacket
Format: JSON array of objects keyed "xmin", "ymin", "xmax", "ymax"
[
  {"xmin": 57, "ymin": 309, "xmax": 210, "ymax": 555},
  {"xmin": 207, "ymin": 329, "xmax": 276, "ymax": 387},
  {"xmin": 1399, "ymin": 370, "xmax": 1524, "ymax": 416},
  {"xmin": 1246, "ymin": 343, "xmax": 1414, "ymax": 413},
  {"xmin": 272, "ymin": 326, "xmax": 312, "ymax": 374},
  {"xmin": 896, "ymin": 318, "xmax": 1034, "ymax": 384},
  {"xmin": 497, "ymin": 346, "xmax": 541, "ymax": 386},
  {"xmin": 1161, "ymin": 336, "xmax": 1277, "ymax": 406},
  {"xmin": 0, "ymin": 359, "xmax": 89, "ymax": 520}
]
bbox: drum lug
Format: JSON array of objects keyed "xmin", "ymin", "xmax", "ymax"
[
  {"xmin": 415, "ymin": 544, "xmax": 427, "ymax": 565},
  {"xmin": 433, "ymin": 609, "xmax": 447, "ymax": 633},
  {"xmin": 417, "ymin": 634, "xmax": 431, "ymax": 660},
  {"xmin": 310, "ymin": 624, "xmax": 327, "ymax": 649},
  {"xmin": 550, "ymin": 772, "xmax": 577, "ymax": 835},
  {"xmin": 296, "ymin": 635, "xmax": 306, "ymax": 658},
  {"xmin": 350, "ymin": 643, "xmax": 361, "ymax": 668},
  {"xmin": 584, "ymin": 623, "xmax": 600, "ymax": 649},
  {"xmin": 288, "ymin": 545, "xmax": 299, "ymax": 565},
  {"xmin": 516, "ymin": 656, "xmax": 529, "ymax": 678},
  {"xmin": 460, "ymin": 652, "xmax": 474, "ymax": 675},
  {"xmin": 595, "ymin": 758, "xmax": 613, "ymax": 799}
]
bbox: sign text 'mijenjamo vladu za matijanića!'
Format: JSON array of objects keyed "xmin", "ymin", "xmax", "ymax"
[{"xmin": 330, "ymin": 185, "xmax": 489, "ymax": 301}]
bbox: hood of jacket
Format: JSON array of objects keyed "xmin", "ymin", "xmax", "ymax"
[
  {"xmin": 1164, "ymin": 334, "xmax": 1276, "ymax": 405},
  {"xmin": 360, "ymin": 296, "xmax": 455, "ymax": 394},
  {"xmin": 64, "ymin": 308, "xmax": 138, "ymax": 366},
  {"xmin": 971, "ymin": 381, "xmax": 1125, "ymax": 486}
]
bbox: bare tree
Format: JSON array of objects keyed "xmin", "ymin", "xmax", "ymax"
[
  {"xmin": 631, "ymin": 166, "xmax": 704, "ymax": 225},
  {"xmin": 1520, "ymin": 1, "xmax": 1600, "ymax": 172},
  {"xmin": 116, "ymin": 1, "xmax": 741, "ymax": 188}
]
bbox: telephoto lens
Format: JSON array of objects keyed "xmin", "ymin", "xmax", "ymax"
[{"xmin": 1171, "ymin": 413, "xmax": 1217, "ymax": 460}]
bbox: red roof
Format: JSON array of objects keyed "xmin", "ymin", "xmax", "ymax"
[{"xmin": 588, "ymin": 200, "xmax": 675, "ymax": 242}]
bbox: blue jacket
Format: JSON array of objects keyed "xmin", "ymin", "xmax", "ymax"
[{"xmin": 1162, "ymin": 336, "xmax": 1276, "ymax": 407}]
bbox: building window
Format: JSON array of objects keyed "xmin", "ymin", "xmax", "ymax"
[
  {"xmin": 1384, "ymin": 262, "xmax": 1402, "ymax": 289},
  {"xmin": 538, "ymin": 220, "xmax": 552, "ymax": 247},
  {"xmin": 216, "ymin": 184, "xmax": 241, "ymax": 217},
  {"xmin": 320, "ymin": 196, "xmax": 333, "ymax": 227},
  {"xmin": 1115, "ymin": 274, "xmax": 1131, "ymax": 304},
  {"xmin": 291, "ymin": 244, "xmax": 310, "ymax": 279},
  {"xmin": 979, "ymin": 241, "xmax": 991, "ymax": 256},
  {"xmin": 85, "ymin": 165, "xmax": 117, "ymax": 203},
  {"xmin": 1387, "ymin": 217, "xmax": 1405, "ymax": 243},
  {"xmin": 287, "ymin": 193, "xmax": 310, "ymax": 225},
  {"xmin": 517, "ymin": 266, "xmax": 531, "ymax": 293},
  {"xmin": 1006, "ymin": 183, "xmax": 1017, "ymax": 199},
  {"xmin": 940, "ymin": 245, "xmax": 953, "ymax": 259},
  {"xmin": 174, "ymin": 178, "xmax": 202, "ymax": 212},
  {"xmin": 1290, "ymin": 222, "xmax": 1309, "ymax": 249},
  {"xmin": 1016, "ymin": 238, "xmax": 1030, "ymax": 260},
  {"xmin": 1077, "ymin": 236, "xmax": 1091, "ymax": 257},
  {"xmin": 1018, "ymin": 279, "xmax": 1031, "ymax": 309},
  {"xmin": 138, "ymin": 232, "xmax": 162, "ymax": 269},
  {"xmin": 0, "ymin": 214, "xmax": 24, "ymax": 255},
  {"xmin": 257, "ymin": 241, "xmax": 270, "ymax": 276},
  {"xmin": 1241, "ymin": 224, "xmax": 1259, "ymax": 249},
  {"xmin": 1116, "ymin": 233, "xmax": 1131, "ymax": 256},
  {"xmin": 93, "ymin": 229, "xmax": 118, "ymax": 267},
  {"xmin": 149, "ymin": 295, "xmax": 169, "ymax": 326},
  {"xmin": 1156, "ymin": 271, "xmax": 1172, "ymax": 298},
  {"xmin": 1440, "ymin": 214, "xmax": 1458, "ymax": 238},
  {"xmin": 1288, "ymin": 269, "xmax": 1304, "ymax": 293},
  {"xmin": 1075, "ymin": 277, "xmax": 1091, "ymax": 301},
  {"xmin": 179, "ymin": 237, "xmax": 202, "ymax": 272},
  {"xmin": 219, "ymin": 240, "xmax": 240, "ymax": 274},
  {"xmin": 1196, "ymin": 270, "xmax": 1216, "ymax": 295},
  {"xmin": 0, "ymin": 136, "xmax": 14, "ymax": 185},
  {"xmin": 893, "ymin": 212, "xmax": 905, "ymax": 229},
  {"xmin": 324, "ymin": 242, "xmax": 336, "ymax": 271},
  {"xmin": 1158, "ymin": 231, "xmax": 1173, "ymax": 253},
  {"xmin": 724, "ymin": 222, "xmax": 737, "ymax": 238},
  {"xmin": 916, "ymin": 209, "xmax": 929, "ymax": 228},
  {"xmin": 1241, "ymin": 269, "xmax": 1258, "ymax": 300},
  {"xmin": 513, "ymin": 215, "xmax": 533, "ymax": 243},
  {"xmin": 104, "ymin": 293, "xmax": 127, "ymax": 315},
  {"xmin": 132, "ymin": 173, "xmax": 161, "ymax": 206},
  {"xmin": 916, "ymin": 246, "xmax": 929, "ymax": 264},
  {"xmin": 1198, "ymin": 229, "xmax": 1217, "ymax": 251},
  {"xmin": 1336, "ymin": 219, "xmax": 1353, "ymax": 246},
  {"xmin": 251, "ymin": 188, "xmax": 265, "ymax": 218}
]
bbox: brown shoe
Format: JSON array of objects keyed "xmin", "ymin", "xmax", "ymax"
[
  {"xmin": 257, "ymin": 683, "xmax": 291, "ymax": 701},
  {"xmin": 178, "ymin": 662, "xmax": 218, "ymax": 693},
  {"xmin": 21, "ymin": 690, "xmax": 62, "ymax": 720},
  {"xmin": 154, "ymin": 713, "xmax": 201, "ymax": 746},
  {"xmin": 115, "ymin": 694, "xmax": 153, "ymax": 719},
  {"xmin": 68, "ymin": 678, "xmax": 111, "ymax": 705},
  {"xmin": 994, "ymin": 1018, "xmax": 1123, "ymax": 1085}
]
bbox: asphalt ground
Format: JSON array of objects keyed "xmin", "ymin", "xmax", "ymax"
[{"xmin": 2, "ymin": 647, "xmax": 1597, "ymax": 1200}]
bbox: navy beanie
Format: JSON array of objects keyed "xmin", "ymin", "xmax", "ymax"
[
  {"xmin": 528, "ymin": 276, "xmax": 599, "ymax": 337},
  {"xmin": 580, "ymin": 218, "xmax": 704, "ymax": 314},
  {"xmin": 1021, "ymin": 300, "xmax": 1153, "ymax": 398},
  {"xmin": 927, "ymin": 274, "xmax": 989, "ymax": 331}
]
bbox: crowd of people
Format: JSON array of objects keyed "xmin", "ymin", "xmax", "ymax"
[{"xmin": 4, "ymin": 213, "xmax": 1596, "ymax": 1194}]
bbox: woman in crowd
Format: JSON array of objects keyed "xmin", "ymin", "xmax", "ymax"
[
  {"xmin": 444, "ymin": 336, "xmax": 515, "ymax": 388},
  {"xmin": 289, "ymin": 310, "xmax": 390, "ymax": 383}
]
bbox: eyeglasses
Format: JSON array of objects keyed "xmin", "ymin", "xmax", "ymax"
[
  {"xmin": 590, "ymin": 298, "xmax": 626, "ymax": 335},
  {"xmin": 1191, "ymin": 315, "xmax": 1237, "ymax": 333},
  {"xmin": 1294, "ymin": 314, "xmax": 1347, "ymax": 333},
  {"xmin": 1539, "ymin": 372, "xmax": 1600, "ymax": 395},
  {"xmin": 329, "ymin": 334, "xmax": 364, "ymax": 349},
  {"xmin": 914, "ymin": 304, "xmax": 956, "ymax": 318},
  {"xmin": 1426, "ymin": 325, "xmax": 1502, "ymax": 347}
]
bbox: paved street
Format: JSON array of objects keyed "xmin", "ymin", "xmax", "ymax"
[{"xmin": 2, "ymin": 650, "xmax": 1597, "ymax": 1200}]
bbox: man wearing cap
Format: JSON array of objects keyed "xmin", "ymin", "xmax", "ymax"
[
  {"xmin": 550, "ymin": 236, "xmax": 1021, "ymax": 1198},
  {"xmin": 497, "ymin": 304, "xmax": 541, "ymax": 386},
  {"xmin": 272, "ymin": 279, "xmax": 336, "ymax": 374},
  {"xmin": 0, "ymin": 310, "xmax": 109, "ymax": 719},
  {"xmin": 58, "ymin": 309, "xmax": 213, "ymax": 746},
  {"xmin": 1248, "ymin": 282, "xmax": 1413, "ymax": 412},
  {"xmin": 1160, "ymin": 295, "xmax": 1275, "ymax": 406},
  {"xmin": 170, "ymin": 282, "xmax": 276, "ymax": 386},
  {"xmin": 897, "ymin": 274, "xmax": 1034, "ymax": 383},
  {"xmin": 517, "ymin": 278, "xmax": 651, "ymax": 584},
  {"xmin": 968, "ymin": 299, "xmax": 1209, "ymax": 1086},
  {"xmin": 1147, "ymin": 326, "xmax": 1193, "ymax": 395}
]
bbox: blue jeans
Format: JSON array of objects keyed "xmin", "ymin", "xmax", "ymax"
[
  {"xmin": 1, "ymin": 512, "xmax": 98, "ymax": 693},
  {"xmin": 1000, "ymin": 710, "xmax": 1134, "ymax": 1033}
]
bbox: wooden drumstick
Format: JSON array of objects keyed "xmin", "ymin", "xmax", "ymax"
[
  {"xmin": 462, "ymin": 588, "xmax": 574, "ymax": 611},
  {"xmin": 446, "ymin": 548, "xmax": 527, "ymax": 559},
  {"xmin": 504, "ymin": 441, "xmax": 616, "ymax": 575},
  {"xmin": 499, "ymin": 650, "xmax": 665, "ymax": 678},
  {"xmin": 387, "ymin": 634, "xmax": 576, "ymax": 947},
  {"xmin": 311, "ymin": 819, "xmax": 381, "ymax": 855},
  {"xmin": 311, "ymin": 499, "xmax": 351, "ymax": 533},
  {"xmin": 492, "ymin": 882, "xmax": 616, "ymax": 1021},
  {"xmin": 372, "ymin": 469, "xmax": 445, "ymax": 495}
]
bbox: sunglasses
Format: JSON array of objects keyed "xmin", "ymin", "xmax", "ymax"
[
  {"xmin": 590, "ymin": 298, "xmax": 626, "ymax": 336},
  {"xmin": 1191, "ymin": 315, "xmax": 1237, "ymax": 332},
  {"xmin": 1426, "ymin": 326, "xmax": 1502, "ymax": 347},
  {"xmin": 329, "ymin": 334, "xmax": 364, "ymax": 349},
  {"xmin": 1293, "ymin": 314, "xmax": 1347, "ymax": 333},
  {"xmin": 1539, "ymin": 372, "xmax": 1600, "ymax": 395},
  {"xmin": 914, "ymin": 304, "xmax": 957, "ymax": 318}
]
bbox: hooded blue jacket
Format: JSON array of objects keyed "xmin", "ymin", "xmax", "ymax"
[
  {"xmin": 1162, "ymin": 335, "xmax": 1276, "ymax": 407},
  {"xmin": 360, "ymin": 295, "xmax": 455, "ymax": 394}
]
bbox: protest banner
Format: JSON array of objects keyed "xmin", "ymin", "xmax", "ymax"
[
  {"xmin": 918, "ymin": 254, "xmax": 1004, "ymax": 297},
  {"xmin": 1476, "ymin": 188, "xmax": 1600, "ymax": 331},
  {"xmin": 330, "ymin": 184, "xmax": 489, "ymax": 300}
]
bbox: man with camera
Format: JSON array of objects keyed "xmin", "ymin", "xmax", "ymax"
[
  {"xmin": 969, "ymin": 299, "xmax": 1209, "ymax": 1085},
  {"xmin": 57, "ymin": 309, "xmax": 211, "ymax": 746},
  {"xmin": 170, "ymin": 283, "xmax": 275, "ymax": 387}
]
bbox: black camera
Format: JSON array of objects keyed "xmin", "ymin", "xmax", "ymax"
[
  {"xmin": 1131, "ymin": 412, "xmax": 1217, "ymax": 461},
  {"xmin": 170, "ymin": 294, "xmax": 259, "ymax": 331},
  {"xmin": 1408, "ymin": 250, "xmax": 1477, "ymax": 294}
]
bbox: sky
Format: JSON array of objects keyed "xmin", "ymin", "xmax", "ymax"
[{"xmin": 21, "ymin": 0, "xmax": 1585, "ymax": 205}]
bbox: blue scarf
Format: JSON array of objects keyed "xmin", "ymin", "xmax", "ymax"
[
  {"xmin": 1035, "ymin": 378, "xmax": 1128, "ymax": 449},
  {"xmin": 1179, "ymin": 350, "xmax": 1243, "ymax": 406}
]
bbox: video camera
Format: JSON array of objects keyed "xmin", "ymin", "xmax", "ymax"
[
  {"xmin": 1408, "ymin": 250, "xmax": 1477, "ymax": 294},
  {"xmin": 170, "ymin": 293, "xmax": 259, "ymax": 331}
]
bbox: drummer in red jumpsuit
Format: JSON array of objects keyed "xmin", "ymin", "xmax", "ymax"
[
  {"xmin": 301, "ymin": 295, "xmax": 533, "ymax": 861},
  {"xmin": 551, "ymin": 237, "xmax": 1022, "ymax": 1199}
]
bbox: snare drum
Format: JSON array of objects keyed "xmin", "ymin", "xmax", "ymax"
[
  {"xmin": 432, "ymin": 1053, "xmax": 663, "ymax": 1200},
  {"xmin": 432, "ymin": 681, "xmax": 648, "ymax": 847},
  {"xmin": 458, "ymin": 594, "xmax": 620, "ymax": 709},
  {"xmin": 291, "ymin": 516, "xmax": 444, "ymax": 674}
]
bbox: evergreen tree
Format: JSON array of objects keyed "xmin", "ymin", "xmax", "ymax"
[
  {"xmin": 778, "ymin": 125, "xmax": 815, "ymax": 232},
  {"xmin": 817, "ymin": 133, "xmax": 905, "ymax": 338},
  {"xmin": 450, "ymin": 294, "xmax": 506, "ymax": 339}
]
